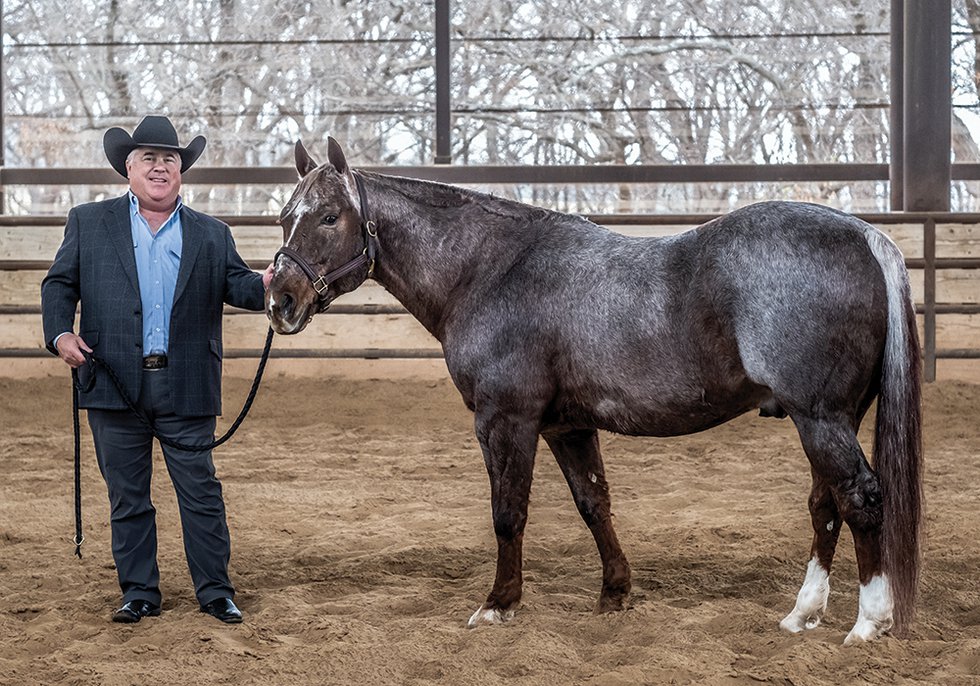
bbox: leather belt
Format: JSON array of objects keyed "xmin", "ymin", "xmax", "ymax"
[{"xmin": 142, "ymin": 354, "xmax": 168, "ymax": 370}]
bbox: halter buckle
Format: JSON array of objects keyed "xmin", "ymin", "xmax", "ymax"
[{"xmin": 311, "ymin": 276, "xmax": 329, "ymax": 295}]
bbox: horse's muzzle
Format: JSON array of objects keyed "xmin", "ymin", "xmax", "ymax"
[{"xmin": 266, "ymin": 288, "xmax": 313, "ymax": 335}]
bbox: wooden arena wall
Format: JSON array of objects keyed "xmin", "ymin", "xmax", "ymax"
[{"xmin": 1, "ymin": 215, "xmax": 977, "ymax": 381}]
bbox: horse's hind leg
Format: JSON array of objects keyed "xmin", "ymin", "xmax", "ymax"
[
  {"xmin": 792, "ymin": 416, "xmax": 891, "ymax": 645},
  {"xmin": 780, "ymin": 470, "xmax": 841, "ymax": 633},
  {"xmin": 467, "ymin": 406, "xmax": 539, "ymax": 628},
  {"xmin": 544, "ymin": 429, "xmax": 631, "ymax": 612}
]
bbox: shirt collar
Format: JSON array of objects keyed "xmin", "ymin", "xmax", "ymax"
[{"xmin": 128, "ymin": 190, "xmax": 184, "ymax": 218}]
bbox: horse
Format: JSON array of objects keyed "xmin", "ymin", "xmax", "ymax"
[{"xmin": 265, "ymin": 137, "xmax": 922, "ymax": 645}]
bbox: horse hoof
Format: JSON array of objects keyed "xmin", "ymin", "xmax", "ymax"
[
  {"xmin": 843, "ymin": 617, "xmax": 890, "ymax": 646},
  {"xmin": 779, "ymin": 610, "xmax": 823, "ymax": 633},
  {"xmin": 467, "ymin": 604, "xmax": 515, "ymax": 628},
  {"xmin": 596, "ymin": 592, "xmax": 629, "ymax": 614}
]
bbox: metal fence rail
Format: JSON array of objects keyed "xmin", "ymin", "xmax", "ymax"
[{"xmin": 2, "ymin": 212, "xmax": 978, "ymax": 380}]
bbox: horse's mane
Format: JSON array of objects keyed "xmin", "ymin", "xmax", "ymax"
[{"xmin": 364, "ymin": 170, "xmax": 578, "ymax": 229}]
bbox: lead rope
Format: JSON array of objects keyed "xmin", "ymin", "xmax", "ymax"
[
  {"xmin": 69, "ymin": 326, "xmax": 275, "ymax": 557},
  {"xmin": 71, "ymin": 366, "xmax": 85, "ymax": 558}
]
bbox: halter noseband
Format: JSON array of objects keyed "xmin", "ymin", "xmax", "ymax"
[{"xmin": 274, "ymin": 171, "xmax": 379, "ymax": 311}]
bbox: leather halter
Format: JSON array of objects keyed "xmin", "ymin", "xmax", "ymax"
[{"xmin": 274, "ymin": 171, "xmax": 379, "ymax": 312}]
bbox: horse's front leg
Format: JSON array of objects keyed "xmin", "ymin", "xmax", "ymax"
[
  {"xmin": 467, "ymin": 406, "xmax": 539, "ymax": 628},
  {"xmin": 544, "ymin": 428, "xmax": 631, "ymax": 613}
]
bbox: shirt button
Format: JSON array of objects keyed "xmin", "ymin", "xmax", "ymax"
[{"xmin": 155, "ymin": 304, "xmax": 161, "ymax": 309}]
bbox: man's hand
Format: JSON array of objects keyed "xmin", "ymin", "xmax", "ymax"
[
  {"xmin": 262, "ymin": 262, "xmax": 275, "ymax": 290},
  {"xmin": 55, "ymin": 333, "xmax": 92, "ymax": 368}
]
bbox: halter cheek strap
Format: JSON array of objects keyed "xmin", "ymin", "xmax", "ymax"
[
  {"xmin": 354, "ymin": 171, "xmax": 379, "ymax": 279},
  {"xmin": 275, "ymin": 244, "xmax": 368, "ymax": 297},
  {"xmin": 274, "ymin": 171, "xmax": 379, "ymax": 307}
]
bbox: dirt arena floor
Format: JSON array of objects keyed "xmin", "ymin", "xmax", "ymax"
[{"xmin": 1, "ymin": 369, "xmax": 979, "ymax": 685}]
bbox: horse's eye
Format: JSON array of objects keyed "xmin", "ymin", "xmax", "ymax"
[{"xmin": 321, "ymin": 215, "xmax": 338, "ymax": 226}]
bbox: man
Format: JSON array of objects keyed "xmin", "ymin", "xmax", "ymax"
[{"xmin": 41, "ymin": 115, "xmax": 272, "ymax": 624}]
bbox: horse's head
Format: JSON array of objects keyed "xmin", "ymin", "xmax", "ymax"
[{"xmin": 266, "ymin": 137, "xmax": 374, "ymax": 334}]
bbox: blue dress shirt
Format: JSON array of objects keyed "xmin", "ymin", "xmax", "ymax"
[{"xmin": 129, "ymin": 192, "xmax": 183, "ymax": 355}]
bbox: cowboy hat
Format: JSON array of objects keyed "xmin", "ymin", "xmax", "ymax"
[{"xmin": 103, "ymin": 115, "xmax": 206, "ymax": 178}]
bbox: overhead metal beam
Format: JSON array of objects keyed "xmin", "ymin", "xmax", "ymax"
[{"xmin": 0, "ymin": 163, "xmax": 892, "ymax": 187}]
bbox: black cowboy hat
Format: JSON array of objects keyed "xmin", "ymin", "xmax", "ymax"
[{"xmin": 103, "ymin": 115, "xmax": 206, "ymax": 178}]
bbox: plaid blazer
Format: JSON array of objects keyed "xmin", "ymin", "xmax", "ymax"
[{"xmin": 41, "ymin": 194, "xmax": 265, "ymax": 416}]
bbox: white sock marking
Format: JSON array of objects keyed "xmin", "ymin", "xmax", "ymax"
[
  {"xmin": 467, "ymin": 604, "xmax": 514, "ymax": 628},
  {"xmin": 780, "ymin": 557, "xmax": 830, "ymax": 633},
  {"xmin": 844, "ymin": 574, "xmax": 894, "ymax": 645}
]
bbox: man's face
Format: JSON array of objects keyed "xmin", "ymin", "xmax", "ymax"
[{"xmin": 126, "ymin": 147, "xmax": 182, "ymax": 209}]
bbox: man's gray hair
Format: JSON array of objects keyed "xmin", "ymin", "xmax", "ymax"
[{"xmin": 126, "ymin": 147, "xmax": 179, "ymax": 166}]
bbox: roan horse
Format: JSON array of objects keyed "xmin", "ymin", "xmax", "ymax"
[{"xmin": 266, "ymin": 138, "xmax": 922, "ymax": 645}]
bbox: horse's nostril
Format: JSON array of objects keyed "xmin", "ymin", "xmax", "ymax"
[{"xmin": 280, "ymin": 293, "xmax": 294, "ymax": 318}]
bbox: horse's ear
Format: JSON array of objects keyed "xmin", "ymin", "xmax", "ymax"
[
  {"xmin": 295, "ymin": 140, "xmax": 318, "ymax": 177},
  {"xmin": 326, "ymin": 136, "xmax": 349, "ymax": 175}
]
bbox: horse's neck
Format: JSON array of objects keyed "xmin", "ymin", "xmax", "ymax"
[{"xmin": 365, "ymin": 174, "xmax": 506, "ymax": 338}]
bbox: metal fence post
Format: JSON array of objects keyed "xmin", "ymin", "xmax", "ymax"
[
  {"xmin": 889, "ymin": 0, "xmax": 903, "ymax": 211},
  {"xmin": 902, "ymin": 0, "xmax": 951, "ymax": 212},
  {"xmin": 0, "ymin": 0, "xmax": 6, "ymax": 215},
  {"xmin": 434, "ymin": 0, "xmax": 452, "ymax": 164},
  {"xmin": 924, "ymin": 217, "xmax": 937, "ymax": 382}
]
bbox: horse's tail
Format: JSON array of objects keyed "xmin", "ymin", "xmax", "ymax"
[{"xmin": 865, "ymin": 228, "xmax": 923, "ymax": 635}]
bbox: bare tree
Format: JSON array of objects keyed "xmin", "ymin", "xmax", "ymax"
[{"xmin": 2, "ymin": 0, "xmax": 977, "ymax": 213}]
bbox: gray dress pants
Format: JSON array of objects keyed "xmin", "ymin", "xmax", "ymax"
[{"xmin": 87, "ymin": 367, "xmax": 234, "ymax": 607}]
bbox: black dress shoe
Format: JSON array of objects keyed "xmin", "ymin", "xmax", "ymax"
[
  {"xmin": 112, "ymin": 599, "xmax": 161, "ymax": 623},
  {"xmin": 200, "ymin": 597, "xmax": 243, "ymax": 624}
]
